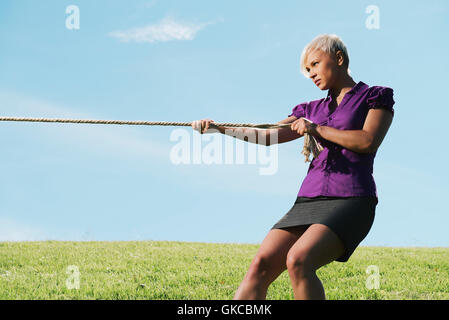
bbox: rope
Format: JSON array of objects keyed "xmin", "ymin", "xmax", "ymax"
[
  {"xmin": 0, "ymin": 116, "xmax": 323, "ymax": 162},
  {"xmin": 300, "ymin": 118, "xmax": 324, "ymax": 162}
]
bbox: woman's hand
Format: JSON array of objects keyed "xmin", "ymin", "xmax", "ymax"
[
  {"xmin": 290, "ymin": 118, "xmax": 319, "ymax": 136},
  {"xmin": 191, "ymin": 119, "xmax": 219, "ymax": 134}
]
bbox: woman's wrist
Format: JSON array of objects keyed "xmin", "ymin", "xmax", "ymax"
[{"xmin": 307, "ymin": 122, "xmax": 321, "ymax": 137}]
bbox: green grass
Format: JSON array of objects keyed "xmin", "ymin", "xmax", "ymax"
[{"xmin": 0, "ymin": 241, "xmax": 448, "ymax": 300}]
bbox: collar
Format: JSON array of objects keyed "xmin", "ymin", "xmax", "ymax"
[{"xmin": 325, "ymin": 81, "xmax": 367, "ymax": 101}]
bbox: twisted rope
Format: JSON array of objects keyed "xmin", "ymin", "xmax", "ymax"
[
  {"xmin": 300, "ymin": 118, "xmax": 324, "ymax": 162},
  {"xmin": 0, "ymin": 116, "xmax": 323, "ymax": 162}
]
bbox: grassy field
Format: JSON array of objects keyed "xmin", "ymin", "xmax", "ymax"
[{"xmin": 0, "ymin": 241, "xmax": 448, "ymax": 300}]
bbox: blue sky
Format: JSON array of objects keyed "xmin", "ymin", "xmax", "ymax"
[{"xmin": 0, "ymin": 0, "xmax": 448, "ymax": 247}]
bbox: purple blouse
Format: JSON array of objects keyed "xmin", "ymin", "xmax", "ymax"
[{"xmin": 288, "ymin": 81, "xmax": 395, "ymax": 201}]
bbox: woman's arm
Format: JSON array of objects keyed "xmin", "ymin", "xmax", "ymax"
[
  {"xmin": 310, "ymin": 108, "xmax": 393, "ymax": 153},
  {"xmin": 216, "ymin": 116, "xmax": 303, "ymax": 146}
]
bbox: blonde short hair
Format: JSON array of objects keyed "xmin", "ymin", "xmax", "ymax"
[{"xmin": 300, "ymin": 34, "xmax": 351, "ymax": 77}]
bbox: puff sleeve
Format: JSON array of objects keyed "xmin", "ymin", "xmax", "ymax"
[
  {"xmin": 366, "ymin": 86, "xmax": 395, "ymax": 117},
  {"xmin": 288, "ymin": 102, "xmax": 307, "ymax": 118}
]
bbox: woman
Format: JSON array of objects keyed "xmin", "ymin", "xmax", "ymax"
[{"xmin": 191, "ymin": 34, "xmax": 395, "ymax": 300}]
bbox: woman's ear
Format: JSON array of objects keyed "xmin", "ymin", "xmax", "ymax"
[{"xmin": 335, "ymin": 50, "xmax": 345, "ymax": 66}]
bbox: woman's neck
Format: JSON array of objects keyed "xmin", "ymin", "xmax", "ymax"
[{"xmin": 329, "ymin": 75, "xmax": 357, "ymax": 100}]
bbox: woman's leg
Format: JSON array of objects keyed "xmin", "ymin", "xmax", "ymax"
[
  {"xmin": 233, "ymin": 225, "xmax": 310, "ymax": 300},
  {"xmin": 286, "ymin": 223, "xmax": 345, "ymax": 300}
]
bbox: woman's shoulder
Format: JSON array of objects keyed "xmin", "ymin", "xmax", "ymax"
[
  {"xmin": 303, "ymin": 96, "xmax": 328, "ymax": 108},
  {"xmin": 364, "ymin": 84, "xmax": 395, "ymax": 115},
  {"xmin": 288, "ymin": 97, "xmax": 326, "ymax": 118},
  {"xmin": 365, "ymin": 84, "xmax": 395, "ymax": 104},
  {"xmin": 365, "ymin": 84, "xmax": 394, "ymax": 96}
]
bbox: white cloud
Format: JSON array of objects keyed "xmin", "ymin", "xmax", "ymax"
[{"xmin": 108, "ymin": 17, "xmax": 213, "ymax": 43}]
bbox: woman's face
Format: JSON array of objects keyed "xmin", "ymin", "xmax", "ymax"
[{"xmin": 305, "ymin": 49, "xmax": 342, "ymax": 90}]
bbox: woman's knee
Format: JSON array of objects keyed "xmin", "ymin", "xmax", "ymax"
[
  {"xmin": 246, "ymin": 253, "xmax": 283, "ymax": 283},
  {"xmin": 286, "ymin": 248, "xmax": 315, "ymax": 277},
  {"xmin": 247, "ymin": 255, "xmax": 272, "ymax": 278}
]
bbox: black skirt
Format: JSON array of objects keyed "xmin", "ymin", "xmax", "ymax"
[{"xmin": 271, "ymin": 196, "xmax": 378, "ymax": 262}]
